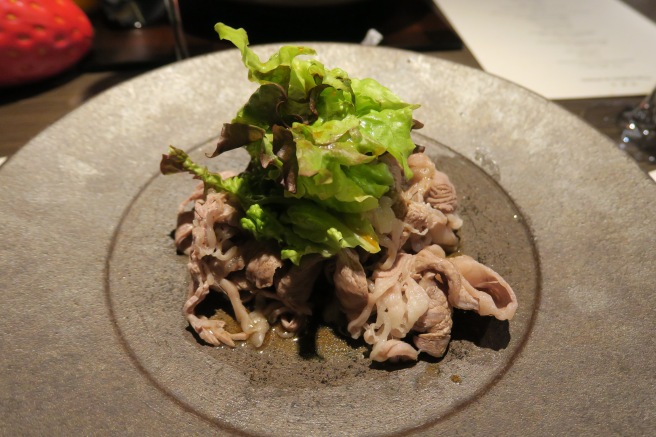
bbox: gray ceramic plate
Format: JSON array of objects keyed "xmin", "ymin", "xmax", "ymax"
[{"xmin": 1, "ymin": 45, "xmax": 655, "ymax": 436}]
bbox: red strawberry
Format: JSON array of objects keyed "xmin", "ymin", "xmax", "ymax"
[{"xmin": 0, "ymin": 0, "xmax": 94, "ymax": 87}]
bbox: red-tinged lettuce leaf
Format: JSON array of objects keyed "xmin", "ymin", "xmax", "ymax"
[
  {"xmin": 272, "ymin": 124, "xmax": 298, "ymax": 193},
  {"xmin": 160, "ymin": 146, "xmax": 188, "ymax": 175},
  {"xmin": 208, "ymin": 123, "xmax": 266, "ymax": 158}
]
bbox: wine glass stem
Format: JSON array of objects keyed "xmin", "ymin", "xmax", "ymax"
[{"xmin": 163, "ymin": 0, "xmax": 190, "ymax": 60}]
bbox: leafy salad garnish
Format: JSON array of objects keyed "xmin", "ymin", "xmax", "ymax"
[{"xmin": 161, "ymin": 23, "xmax": 423, "ymax": 264}]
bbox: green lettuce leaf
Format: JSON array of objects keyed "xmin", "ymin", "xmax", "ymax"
[
  {"xmin": 216, "ymin": 22, "xmax": 322, "ymax": 101},
  {"xmin": 359, "ymin": 107, "xmax": 417, "ymax": 177},
  {"xmin": 282, "ymin": 202, "xmax": 380, "ymax": 254},
  {"xmin": 350, "ymin": 77, "xmax": 419, "ymax": 114}
]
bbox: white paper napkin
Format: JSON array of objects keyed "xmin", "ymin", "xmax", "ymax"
[{"xmin": 433, "ymin": 0, "xmax": 656, "ymax": 99}]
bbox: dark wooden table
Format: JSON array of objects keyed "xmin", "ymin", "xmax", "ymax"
[{"xmin": 1, "ymin": 0, "xmax": 654, "ymax": 174}]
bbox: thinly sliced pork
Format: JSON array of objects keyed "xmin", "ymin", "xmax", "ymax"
[
  {"xmin": 449, "ymin": 255, "xmax": 517, "ymax": 320},
  {"xmin": 333, "ymin": 249, "xmax": 369, "ymax": 320},
  {"xmin": 173, "ymin": 150, "xmax": 517, "ymax": 363}
]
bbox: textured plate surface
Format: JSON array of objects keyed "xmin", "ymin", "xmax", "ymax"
[
  {"xmin": 1, "ymin": 44, "xmax": 655, "ymax": 436},
  {"xmin": 107, "ymin": 135, "xmax": 538, "ymax": 436}
]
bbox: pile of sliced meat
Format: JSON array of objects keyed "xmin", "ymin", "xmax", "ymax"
[{"xmin": 174, "ymin": 151, "xmax": 517, "ymax": 362}]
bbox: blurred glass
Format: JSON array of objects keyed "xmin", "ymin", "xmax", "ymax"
[
  {"xmin": 85, "ymin": 0, "xmax": 460, "ymax": 71},
  {"xmin": 167, "ymin": 0, "xmax": 461, "ymax": 58},
  {"xmin": 163, "ymin": 0, "xmax": 189, "ymax": 59},
  {"xmin": 102, "ymin": 0, "xmax": 166, "ymax": 28},
  {"xmin": 618, "ymin": 86, "xmax": 656, "ymax": 163}
]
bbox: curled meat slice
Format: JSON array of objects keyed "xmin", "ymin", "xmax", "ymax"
[
  {"xmin": 403, "ymin": 154, "xmax": 461, "ymax": 254},
  {"xmin": 446, "ymin": 213, "xmax": 463, "ymax": 231},
  {"xmin": 348, "ymin": 253, "xmax": 414, "ymax": 337},
  {"xmin": 201, "ymin": 192, "xmax": 241, "ymax": 229},
  {"xmin": 333, "ymin": 249, "xmax": 368, "ymax": 320},
  {"xmin": 408, "ymin": 152, "xmax": 436, "ymax": 185},
  {"xmin": 410, "ymin": 245, "xmax": 458, "ymax": 357},
  {"xmin": 174, "ymin": 211, "xmax": 195, "ymax": 254},
  {"xmin": 403, "ymin": 277, "xmax": 431, "ymax": 335},
  {"xmin": 275, "ymin": 254, "xmax": 325, "ymax": 316},
  {"xmin": 414, "ymin": 327, "xmax": 452, "ymax": 358},
  {"xmin": 449, "ymin": 255, "xmax": 517, "ymax": 320},
  {"xmin": 426, "ymin": 170, "xmax": 457, "ymax": 214},
  {"xmin": 412, "ymin": 271, "xmax": 452, "ymax": 357},
  {"xmin": 407, "ymin": 153, "xmax": 457, "ymax": 213},
  {"xmin": 188, "ymin": 317, "xmax": 248, "ymax": 347},
  {"xmin": 428, "ymin": 223, "xmax": 459, "ymax": 249},
  {"xmin": 174, "ymin": 182, "xmax": 205, "ymax": 254},
  {"xmin": 414, "ymin": 245, "xmax": 461, "ymax": 295},
  {"xmin": 370, "ymin": 339, "xmax": 419, "ymax": 362},
  {"xmin": 246, "ymin": 246, "xmax": 283, "ymax": 289},
  {"xmin": 183, "ymin": 189, "xmax": 271, "ymax": 347},
  {"xmin": 404, "ymin": 200, "xmax": 447, "ymax": 234}
]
